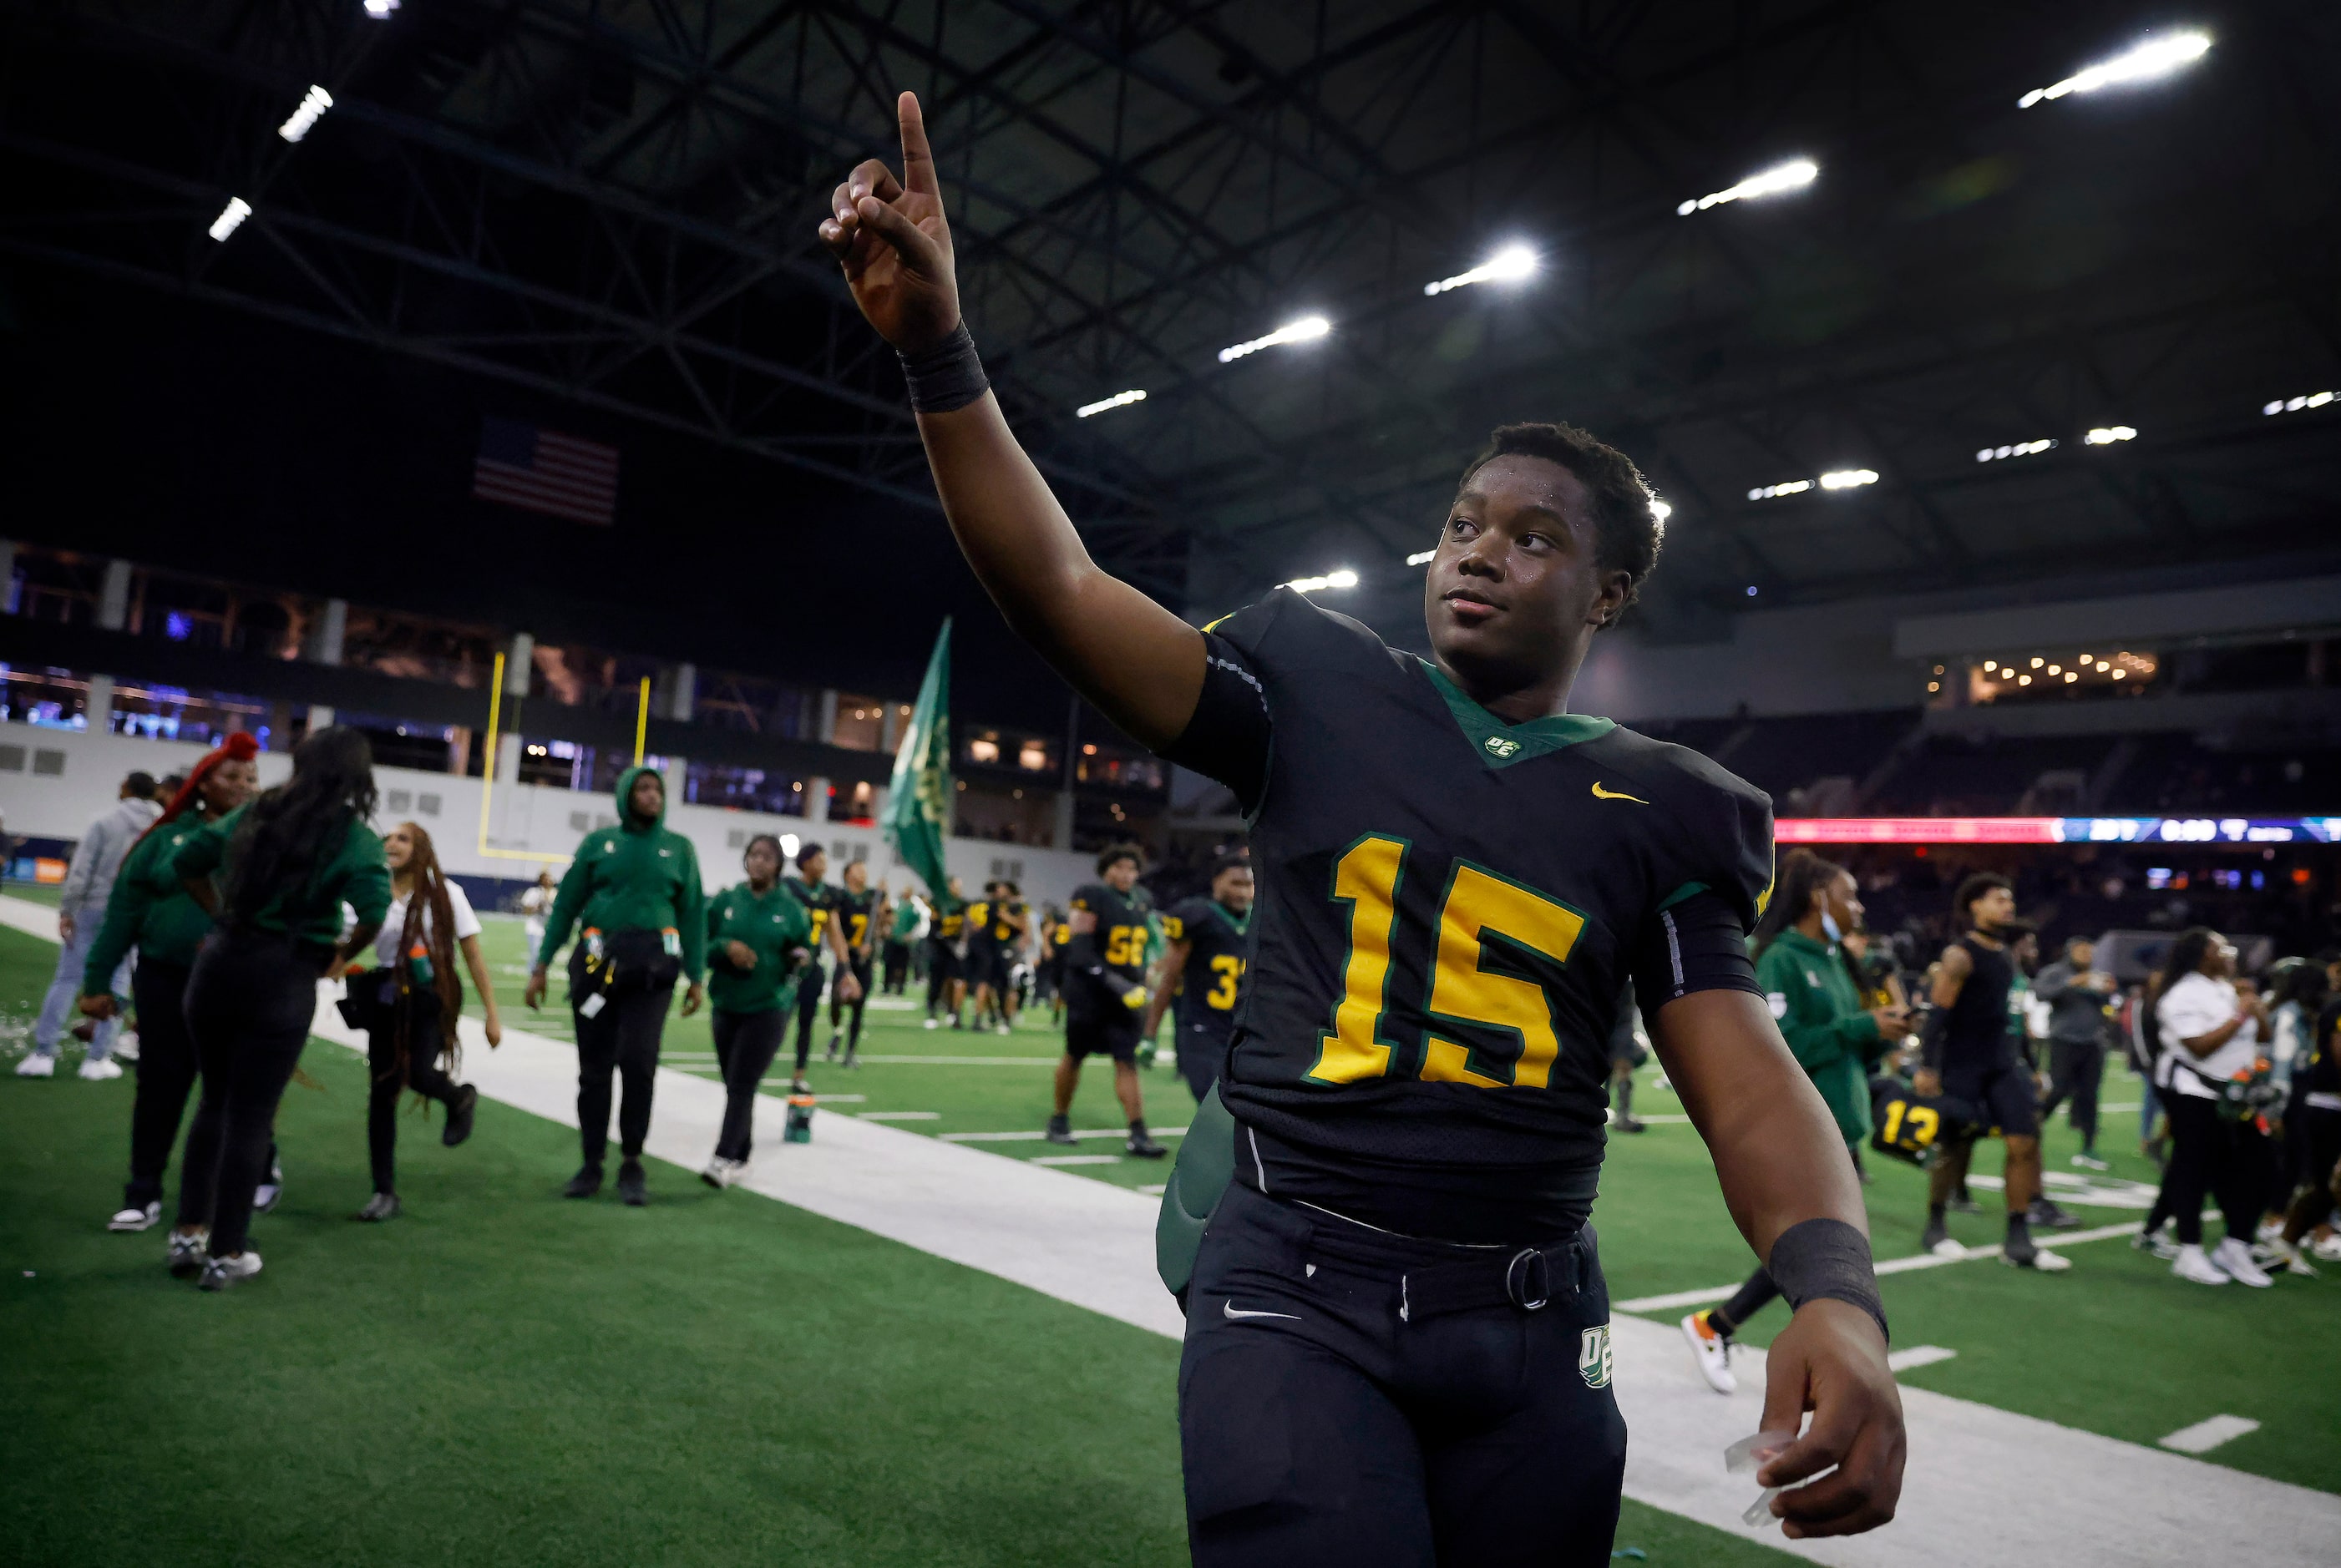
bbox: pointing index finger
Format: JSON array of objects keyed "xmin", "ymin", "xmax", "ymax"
[{"xmin": 898, "ymin": 89, "xmax": 940, "ymax": 195}]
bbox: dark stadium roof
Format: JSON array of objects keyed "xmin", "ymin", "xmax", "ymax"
[{"xmin": 8, "ymin": 0, "xmax": 2340, "ymax": 634}]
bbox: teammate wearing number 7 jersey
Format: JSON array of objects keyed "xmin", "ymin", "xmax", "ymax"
[{"xmin": 819, "ymin": 90, "xmax": 1904, "ymax": 1563}]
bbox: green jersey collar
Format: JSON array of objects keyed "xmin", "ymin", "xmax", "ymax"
[
  {"xmin": 1774, "ymin": 926, "xmax": 1838, "ymax": 960},
  {"xmin": 1209, "ymin": 898, "xmax": 1252, "ymax": 937},
  {"xmin": 1416, "ymin": 659, "xmax": 1615, "ymax": 770}
]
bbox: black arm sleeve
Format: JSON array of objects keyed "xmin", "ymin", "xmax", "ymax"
[
  {"xmin": 1629, "ymin": 888, "xmax": 1761, "ymax": 1010},
  {"xmin": 1158, "ymin": 634, "xmax": 1271, "ymax": 815}
]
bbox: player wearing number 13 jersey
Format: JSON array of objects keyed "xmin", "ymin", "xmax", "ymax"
[{"xmin": 818, "ymin": 91, "xmax": 1903, "ymax": 1567}]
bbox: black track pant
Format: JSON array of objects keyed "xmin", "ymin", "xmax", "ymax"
[
  {"xmin": 365, "ymin": 1004, "xmax": 461, "ymax": 1195},
  {"xmin": 123, "ymin": 959, "xmax": 198, "ymax": 1211},
  {"xmin": 2040, "ymin": 1039, "xmax": 2105, "ymax": 1149},
  {"xmin": 829, "ymin": 957, "xmax": 873, "ymax": 1055},
  {"xmin": 711, "ymin": 1007, "xmax": 787, "ymax": 1161},
  {"xmin": 1180, "ymin": 1181, "xmax": 1623, "ymax": 1568},
  {"xmin": 792, "ymin": 961, "xmax": 827, "ymax": 1070},
  {"xmin": 575, "ymin": 984, "xmax": 673, "ymax": 1167},
  {"xmin": 2156, "ymin": 1093, "xmax": 2258, "ymax": 1247},
  {"xmin": 881, "ymin": 941, "xmax": 910, "ymax": 994},
  {"xmin": 178, "ymin": 931, "xmax": 327, "ymax": 1257},
  {"xmin": 1708, "ymin": 1269, "xmax": 1779, "ymax": 1338}
]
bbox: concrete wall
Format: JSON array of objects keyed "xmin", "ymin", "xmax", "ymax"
[{"xmin": 0, "ymin": 726, "xmax": 1095, "ymax": 911}]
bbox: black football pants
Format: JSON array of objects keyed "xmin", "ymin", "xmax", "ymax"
[
  {"xmin": 792, "ymin": 960, "xmax": 827, "ymax": 1070},
  {"xmin": 830, "ymin": 957, "xmax": 873, "ymax": 1055},
  {"xmin": 178, "ymin": 931, "xmax": 324, "ymax": 1257},
  {"xmin": 1180, "ymin": 1181, "xmax": 1624, "ymax": 1568},
  {"xmin": 575, "ymin": 984, "xmax": 672, "ymax": 1167},
  {"xmin": 710, "ymin": 1007, "xmax": 787, "ymax": 1161},
  {"xmin": 365, "ymin": 1005, "xmax": 461, "ymax": 1195},
  {"xmin": 123, "ymin": 959, "xmax": 197, "ymax": 1211},
  {"xmin": 2040, "ymin": 1039, "xmax": 2104, "ymax": 1148}
]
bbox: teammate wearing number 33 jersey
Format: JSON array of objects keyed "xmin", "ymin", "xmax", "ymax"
[{"xmin": 819, "ymin": 89, "xmax": 1905, "ymax": 1565}]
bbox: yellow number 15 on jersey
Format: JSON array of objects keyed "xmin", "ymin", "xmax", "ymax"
[{"xmin": 1313, "ymin": 833, "xmax": 1586, "ymax": 1090}]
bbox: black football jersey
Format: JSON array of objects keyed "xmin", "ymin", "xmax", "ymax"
[
  {"xmin": 1066, "ymin": 882, "xmax": 1149, "ymax": 1012},
  {"xmin": 1166, "ymin": 895, "xmax": 1253, "ymax": 1036},
  {"xmin": 1163, "ymin": 589, "xmax": 1773, "ymax": 1241},
  {"xmin": 834, "ymin": 888, "xmax": 877, "ymax": 954},
  {"xmin": 787, "ymin": 877, "xmax": 839, "ymax": 945},
  {"xmin": 990, "ymin": 898, "xmax": 1028, "ymax": 948}
]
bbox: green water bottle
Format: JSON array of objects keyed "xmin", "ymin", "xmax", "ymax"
[{"xmin": 408, "ymin": 942, "xmax": 434, "ymax": 986}]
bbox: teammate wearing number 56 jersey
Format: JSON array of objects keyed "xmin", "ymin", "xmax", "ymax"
[
  {"xmin": 1143, "ymin": 857, "xmax": 1254, "ymax": 1105},
  {"xmin": 819, "ymin": 93, "xmax": 1903, "ymax": 1565}
]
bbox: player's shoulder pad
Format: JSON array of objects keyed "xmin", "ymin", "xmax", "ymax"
[
  {"xmin": 1590, "ymin": 725, "xmax": 1775, "ymax": 917},
  {"xmin": 1070, "ymin": 884, "xmax": 1105, "ymax": 908},
  {"xmin": 1200, "ymin": 585, "xmax": 1392, "ymax": 667}
]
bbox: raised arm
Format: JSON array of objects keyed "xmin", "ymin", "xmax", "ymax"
[
  {"xmin": 818, "ymin": 92, "xmax": 1203, "ymax": 750},
  {"xmin": 1141, "ymin": 936, "xmax": 1193, "ymax": 1041}
]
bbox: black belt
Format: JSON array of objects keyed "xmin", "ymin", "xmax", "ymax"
[{"xmin": 1401, "ymin": 1235, "xmax": 1588, "ymax": 1322}]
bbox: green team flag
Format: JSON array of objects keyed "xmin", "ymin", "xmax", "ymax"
[{"xmin": 885, "ymin": 619, "xmax": 954, "ymax": 898}]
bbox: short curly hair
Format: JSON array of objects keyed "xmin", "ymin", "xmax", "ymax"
[{"xmin": 1457, "ymin": 422, "xmax": 1665, "ymax": 615}]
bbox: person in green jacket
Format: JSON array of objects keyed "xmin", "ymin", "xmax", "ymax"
[
  {"xmin": 78, "ymin": 733, "xmax": 261, "ymax": 1234},
  {"xmin": 1680, "ymin": 850, "xmax": 1910, "ymax": 1393},
  {"xmin": 170, "ymin": 726, "xmax": 393, "ymax": 1291},
  {"xmin": 523, "ymin": 764, "xmax": 706, "ymax": 1206},
  {"xmin": 699, "ymin": 833, "xmax": 814, "ymax": 1187}
]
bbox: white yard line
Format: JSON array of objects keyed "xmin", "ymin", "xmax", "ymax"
[
  {"xmin": 857, "ymin": 1110, "xmax": 940, "ymax": 1121},
  {"xmin": 2160, "ymin": 1415, "xmax": 2262, "ymax": 1454},
  {"xmin": 940, "ymin": 1125, "xmax": 1188, "ymax": 1143},
  {"xmin": 1886, "ymin": 1346, "xmax": 1958, "ymax": 1373},
  {"xmin": 4, "ymin": 893, "xmax": 2333, "ymax": 1567},
  {"xmin": 1615, "ymin": 1222, "xmax": 2144, "ymax": 1313}
]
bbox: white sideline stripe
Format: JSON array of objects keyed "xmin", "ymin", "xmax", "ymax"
[
  {"xmin": 3, "ymin": 895, "xmax": 2335, "ymax": 1566},
  {"xmin": 1030, "ymin": 1155, "xmax": 1122, "ymax": 1166},
  {"xmin": 858, "ymin": 1111, "xmax": 940, "ymax": 1121},
  {"xmin": 1887, "ymin": 1346, "xmax": 1958, "ymax": 1373},
  {"xmin": 1614, "ymin": 1223, "xmax": 2143, "ymax": 1313},
  {"xmin": 849, "ymin": 1055, "xmax": 1059, "ymax": 1066},
  {"xmin": 2160, "ymin": 1414, "xmax": 2262, "ymax": 1454},
  {"xmin": 940, "ymin": 1126, "xmax": 1188, "ymax": 1142}
]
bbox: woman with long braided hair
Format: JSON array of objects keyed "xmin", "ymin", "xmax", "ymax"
[{"xmin": 341, "ymin": 822, "xmax": 504, "ymax": 1222}]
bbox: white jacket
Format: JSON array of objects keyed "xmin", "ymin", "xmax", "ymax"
[{"xmin": 58, "ymin": 796, "xmax": 164, "ymax": 921}]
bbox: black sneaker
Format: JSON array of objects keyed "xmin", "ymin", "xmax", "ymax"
[
  {"xmin": 354, "ymin": 1191, "xmax": 401, "ymax": 1222},
  {"xmin": 1613, "ymin": 1115, "xmax": 1648, "ymax": 1134},
  {"xmin": 841, "ymin": 1051, "xmax": 859, "ymax": 1070},
  {"xmin": 1948, "ymin": 1193, "xmax": 1982, "ymax": 1215},
  {"xmin": 617, "ymin": 1160, "xmax": 648, "ymax": 1206},
  {"xmin": 824, "ymin": 1034, "xmax": 842, "ymax": 1063},
  {"xmin": 2029, "ymin": 1197, "xmax": 2083, "ymax": 1230},
  {"xmin": 1044, "ymin": 1114, "xmax": 1077, "ymax": 1146},
  {"xmin": 443, "ymin": 1084, "xmax": 479, "ymax": 1147},
  {"xmin": 563, "ymin": 1164, "xmax": 604, "ymax": 1199},
  {"xmin": 254, "ymin": 1159, "xmax": 285, "ymax": 1213},
  {"xmin": 1920, "ymin": 1220, "xmax": 1961, "ymax": 1258},
  {"xmin": 1127, "ymin": 1129, "xmax": 1168, "ymax": 1159}
]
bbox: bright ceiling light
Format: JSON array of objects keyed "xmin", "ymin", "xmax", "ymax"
[
  {"xmin": 1749, "ymin": 479, "xmax": 1813, "ymax": 501},
  {"xmin": 1283, "ymin": 569, "xmax": 1359, "ymax": 593},
  {"xmin": 1075, "ymin": 389, "xmax": 1146, "ymax": 418},
  {"xmin": 1819, "ymin": 468, "xmax": 1879, "ymax": 489},
  {"xmin": 2264, "ymin": 391, "xmax": 2335, "ymax": 415},
  {"xmin": 2085, "ymin": 426, "xmax": 2137, "ymax": 445},
  {"xmin": 2018, "ymin": 32, "xmax": 2210, "ymax": 109},
  {"xmin": 1976, "ymin": 438, "xmax": 2058, "ymax": 462},
  {"xmin": 362, "ymin": 0, "xmax": 400, "ymax": 16},
  {"xmin": 1423, "ymin": 245, "xmax": 1538, "ymax": 296},
  {"xmin": 207, "ymin": 197, "xmax": 252, "ymax": 241},
  {"xmin": 1649, "ymin": 500, "xmax": 1673, "ymax": 522},
  {"xmin": 1219, "ymin": 316, "xmax": 1331, "ymax": 363},
  {"xmin": 277, "ymin": 84, "xmax": 334, "ymax": 142},
  {"xmin": 1677, "ymin": 159, "xmax": 1817, "ymax": 216},
  {"xmin": 1405, "ymin": 550, "xmax": 1436, "ymax": 567}
]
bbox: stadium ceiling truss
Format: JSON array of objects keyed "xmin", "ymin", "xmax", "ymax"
[{"xmin": 6, "ymin": 0, "xmax": 2339, "ymax": 618}]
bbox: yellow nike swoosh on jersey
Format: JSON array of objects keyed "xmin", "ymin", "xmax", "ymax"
[{"xmin": 1590, "ymin": 781, "xmax": 1649, "ymax": 804}]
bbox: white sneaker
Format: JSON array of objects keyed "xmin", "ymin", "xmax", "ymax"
[
  {"xmin": 1929, "ymin": 1235, "xmax": 1966, "ymax": 1259},
  {"xmin": 1680, "ymin": 1311, "xmax": 1738, "ymax": 1394},
  {"xmin": 2311, "ymin": 1233, "xmax": 2341, "ymax": 1263},
  {"xmin": 166, "ymin": 1228, "xmax": 210, "ymax": 1277},
  {"xmin": 2255, "ymin": 1217, "xmax": 2285, "ymax": 1244},
  {"xmin": 2171, "ymin": 1244, "xmax": 2229, "ymax": 1286},
  {"xmin": 699, "ymin": 1156, "xmax": 740, "ymax": 1190},
  {"xmin": 78, "ymin": 1058, "xmax": 124, "ymax": 1081},
  {"xmin": 114, "ymin": 1031, "xmax": 139, "ymax": 1062},
  {"xmin": 923, "ymin": 1018, "xmax": 940, "ymax": 1030},
  {"xmin": 2256, "ymin": 1238, "xmax": 2318, "ymax": 1277},
  {"xmin": 109, "ymin": 1201, "xmax": 161, "ymax": 1232},
  {"xmin": 15, "ymin": 1053, "xmax": 56, "ymax": 1078},
  {"xmin": 2070, "ymin": 1152, "xmax": 2110, "ymax": 1171},
  {"xmin": 2212, "ymin": 1237, "xmax": 2274, "ymax": 1288},
  {"xmin": 995, "ymin": 1023, "xmax": 1011, "ymax": 1035},
  {"xmin": 199, "ymin": 1251, "xmax": 263, "ymax": 1292}
]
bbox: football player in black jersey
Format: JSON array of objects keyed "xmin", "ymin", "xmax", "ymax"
[
  {"xmin": 825, "ymin": 859, "xmax": 882, "ymax": 1068},
  {"xmin": 980, "ymin": 881, "xmax": 1030, "ymax": 1034},
  {"xmin": 821, "ymin": 94, "xmax": 1903, "ymax": 1558},
  {"xmin": 1048, "ymin": 846, "xmax": 1169, "ymax": 1156},
  {"xmin": 923, "ymin": 875, "xmax": 968, "ymax": 1029},
  {"xmin": 1915, "ymin": 876, "xmax": 2070, "ymax": 1271},
  {"xmin": 784, "ymin": 845, "xmax": 860, "ymax": 1090},
  {"xmin": 1143, "ymin": 855, "xmax": 1255, "ymax": 1105}
]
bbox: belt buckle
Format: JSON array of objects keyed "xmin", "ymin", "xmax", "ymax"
[{"xmin": 1505, "ymin": 1247, "xmax": 1551, "ymax": 1311}]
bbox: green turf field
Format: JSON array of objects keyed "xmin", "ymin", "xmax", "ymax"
[{"xmin": 0, "ymin": 918, "xmax": 1798, "ymax": 1565}]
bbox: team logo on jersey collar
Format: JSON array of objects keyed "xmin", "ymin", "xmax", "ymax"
[
  {"xmin": 1578, "ymin": 1323, "xmax": 1614, "ymax": 1388},
  {"xmin": 1483, "ymin": 735, "xmax": 1522, "ymax": 759}
]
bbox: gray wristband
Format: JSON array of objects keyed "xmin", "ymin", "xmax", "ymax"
[
  {"xmin": 899, "ymin": 321, "xmax": 989, "ymax": 413},
  {"xmin": 1766, "ymin": 1216, "xmax": 1889, "ymax": 1343}
]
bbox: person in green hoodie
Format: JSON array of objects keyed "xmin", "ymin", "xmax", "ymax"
[
  {"xmin": 78, "ymin": 733, "xmax": 261, "ymax": 1235},
  {"xmin": 523, "ymin": 764, "xmax": 706, "ymax": 1206},
  {"xmin": 699, "ymin": 833, "xmax": 813, "ymax": 1187},
  {"xmin": 1679, "ymin": 850, "xmax": 1909, "ymax": 1391},
  {"xmin": 169, "ymin": 726, "xmax": 393, "ymax": 1292}
]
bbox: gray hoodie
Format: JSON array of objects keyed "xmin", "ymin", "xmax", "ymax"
[{"xmin": 58, "ymin": 795, "xmax": 163, "ymax": 923}]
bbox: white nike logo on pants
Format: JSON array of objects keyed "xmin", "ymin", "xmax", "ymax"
[{"xmin": 1223, "ymin": 1300, "xmax": 1300, "ymax": 1322}]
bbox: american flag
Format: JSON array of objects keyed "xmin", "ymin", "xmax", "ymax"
[{"xmin": 472, "ymin": 417, "xmax": 619, "ymax": 526}]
